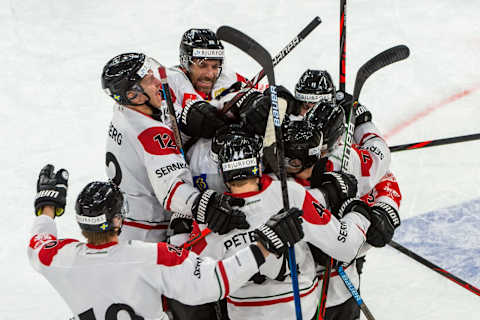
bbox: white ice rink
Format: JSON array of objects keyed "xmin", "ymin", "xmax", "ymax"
[{"xmin": 1, "ymin": 0, "xmax": 479, "ymax": 319}]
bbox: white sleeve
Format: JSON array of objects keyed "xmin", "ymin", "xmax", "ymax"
[
  {"xmin": 27, "ymin": 215, "xmax": 64, "ymax": 272},
  {"xmin": 145, "ymin": 243, "xmax": 260, "ymax": 305},
  {"xmin": 291, "ymin": 184, "xmax": 370, "ymax": 263}
]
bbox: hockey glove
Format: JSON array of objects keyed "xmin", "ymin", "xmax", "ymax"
[
  {"xmin": 34, "ymin": 164, "xmax": 69, "ymax": 217},
  {"xmin": 253, "ymin": 208, "xmax": 304, "ymax": 257},
  {"xmin": 192, "ymin": 190, "xmax": 249, "ymax": 235},
  {"xmin": 366, "ymin": 202, "xmax": 401, "ymax": 247},
  {"xmin": 336, "ymin": 90, "xmax": 372, "ymax": 126},
  {"xmin": 180, "ymin": 100, "xmax": 231, "ymax": 138},
  {"xmin": 337, "ymin": 198, "xmax": 371, "ymax": 221},
  {"xmin": 310, "ymin": 170, "xmax": 358, "ymax": 215}
]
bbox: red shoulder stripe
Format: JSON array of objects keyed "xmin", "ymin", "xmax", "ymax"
[
  {"xmin": 138, "ymin": 127, "xmax": 180, "ymax": 155},
  {"xmin": 38, "ymin": 239, "xmax": 79, "ymax": 266}
]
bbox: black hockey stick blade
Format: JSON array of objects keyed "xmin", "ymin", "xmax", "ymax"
[
  {"xmin": 216, "ymin": 26, "xmax": 275, "ymax": 85},
  {"xmin": 353, "ymin": 45, "xmax": 410, "ymax": 101}
]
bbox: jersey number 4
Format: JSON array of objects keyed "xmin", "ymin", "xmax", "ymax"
[{"xmin": 78, "ymin": 303, "xmax": 144, "ymax": 320}]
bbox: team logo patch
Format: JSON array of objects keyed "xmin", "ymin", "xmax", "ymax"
[{"xmin": 193, "ymin": 174, "xmax": 209, "ymax": 192}]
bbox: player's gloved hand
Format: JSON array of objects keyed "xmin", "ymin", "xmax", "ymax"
[
  {"xmin": 336, "ymin": 90, "xmax": 372, "ymax": 126},
  {"xmin": 34, "ymin": 164, "xmax": 69, "ymax": 217},
  {"xmin": 253, "ymin": 208, "xmax": 304, "ymax": 257},
  {"xmin": 366, "ymin": 202, "xmax": 401, "ymax": 247},
  {"xmin": 310, "ymin": 169, "xmax": 358, "ymax": 215},
  {"xmin": 180, "ymin": 100, "xmax": 231, "ymax": 138},
  {"xmin": 192, "ymin": 190, "xmax": 249, "ymax": 235},
  {"xmin": 337, "ymin": 198, "xmax": 371, "ymax": 221}
]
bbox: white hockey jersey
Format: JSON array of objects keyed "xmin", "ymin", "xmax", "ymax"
[
  {"xmin": 188, "ymin": 175, "xmax": 370, "ymax": 320},
  {"xmin": 105, "ymin": 104, "xmax": 200, "ymax": 242},
  {"xmin": 327, "ymin": 121, "xmax": 392, "ymax": 197},
  {"xmin": 28, "ymin": 215, "xmax": 262, "ymax": 320}
]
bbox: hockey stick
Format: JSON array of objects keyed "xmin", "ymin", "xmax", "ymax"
[
  {"xmin": 216, "ymin": 25, "xmax": 303, "ymax": 320},
  {"xmin": 342, "ymin": 45, "xmax": 410, "ymax": 171},
  {"xmin": 317, "ymin": 3, "xmax": 347, "ymax": 318},
  {"xmin": 333, "ymin": 45, "xmax": 410, "ymax": 320},
  {"xmin": 389, "ymin": 133, "xmax": 480, "ymax": 152},
  {"xmin": 184, "ymin": 18, "xmax": 321, "ymax": 250},
  {"xmin": 221, "ymin": 16, "xmax": 322, "ymax": 112},
  {"xmin": 389, "ymin": 240, "xmax": 480, "ymax": 296},
  {"xmin": 158, "ymin": 66, "xmax": 185, "ymax": 158},
  {"xmin": 337, "ymin": 266, "xmax": 376, "ymax": 319}
]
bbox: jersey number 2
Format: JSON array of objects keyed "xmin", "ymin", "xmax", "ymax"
[{"xmin": 78, "ymin": 303, "xmax": 144, "ymax": 320}]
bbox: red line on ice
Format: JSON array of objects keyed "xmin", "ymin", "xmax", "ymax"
[{"xmin": 384, "ymin": 84, "xmax": 480, "ymax": 139}]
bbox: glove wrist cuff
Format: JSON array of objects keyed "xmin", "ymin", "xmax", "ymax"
[
  {"xmin": 372, "ymin": 202, "xmax": 400, "ymax": 228},
  {"xmin": 249, "ymin": 244, "xmax": 266, "ymax": 267},
  {"xmin": 194, "ymin": 190, "xmax": 215, "ymax": 224}
]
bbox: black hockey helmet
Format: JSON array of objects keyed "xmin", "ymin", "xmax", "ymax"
[
  {"xmin": 75, "ymin": 181, "xmax": 128, "ymax": 233},
  {"xmin": 282, "ymin": 118, "xmax": 323, "ymax": 173},
  {"xmin": 295, "ymin": 69, "xmax": 336, "ymax": 104},
  {"xmin": 211, "ymin": 124, "xmax": 258, "ymax": 162},
  {"xmin": 101, "ymin": 53, "xmax": 147, "ymax": 105},
  {"xmin": 218, "ymin": 128, "xmax": 263, "ymax": 184},
  {"xmin": 305, "ymin": 101, "xmax": 346, "ymax": 155},
  {"xmin": 180, "ymin": 28, "xmax": 224, "ymax": 71}
]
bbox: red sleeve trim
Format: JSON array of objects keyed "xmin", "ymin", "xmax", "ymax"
[
  {"xmin": 359, "ymin": 132, "xmax": 384, "ymax": 146},
  {"xmin": 226, "ymin": 280, "xmax": 318, "ymax": 306},
  {"xmin": 218, "ymin": 261, "xmax": 230, "ymax": 297},
  {"xmin": 166, "ymin": 181, "xmax": 185, "ymax": 211},
  {"xmin": 38, "ymin": 239, "xmax": 79, "ymax": 266},
  {"xmin": 123, "ymin": 220, "xmax": 168, "ymax": 230},
  {"xmin": 157, "ymin": 242, "xmax": 190, "ymax": 266}
]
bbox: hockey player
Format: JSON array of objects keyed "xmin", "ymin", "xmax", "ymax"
[
  {"xmin": 292, "ymin": 69, "xmax": 337, "ymax": 117},
  {"xmin": 186, "ymin": 128, "xmax": 373, "ymax": 320},
  {"xmin": 28, "ymin": 164, "xmax": 305, "ymax": 320},
  {"xmin": 281, "ymin": 113, "xmax": 401, "ymax": 319},
  {"xmin": 102, "ymin": 52, "xmax": 250, "ymax": 242}
]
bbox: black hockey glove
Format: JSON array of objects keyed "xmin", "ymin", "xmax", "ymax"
[
  {"xmin": 34, "ymin": 164, "xmax": 69, "ymax": 217},
  {"xmin": 310, "ymin": 169, "xmax": 358, "ymax": 215},
  {"xmin": 253, "ymin": 208, "xmax": 304, "ymax": 257},
  {"xmin": 192, "ymin": 190, "xmax": 249, "ymax": 235},
  {"xmin": 336, "ymin": 90, "xmax": 372, "ymax": 126},
  {"xmin": 366, "ymin": 202, "xmax": 401, "ymax": 247},
  {"xmin": 180, "ymin": 100, "xmax": 231, "ymax": 138},
  {"xmin": 337, "ymin": 198, "xmax": 371, "ymax": 221}
]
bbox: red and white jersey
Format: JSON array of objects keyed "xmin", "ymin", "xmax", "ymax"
[
  {"xmin": 105, "ymin": 104, "xmax": 200, "ymax": 242},
  {"xmin": 28, "ymin": 215, "xmax": 261, "ymax": 320},
  {"xmin": 327, "ymin": 121, "xmax": 391, "ymax": 197},
  {"xmin": 166, "ymin": 65, "xmax": 253, "ymax": 109},
  {"xmin": 188, "ymin": 175, "xmax": 370, "ymax": 320}
]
